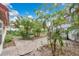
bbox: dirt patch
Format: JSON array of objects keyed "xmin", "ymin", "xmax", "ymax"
[
  {"xmin": 32, "ymin": 36, "xmax": 46, "ymax": 40},
  {"xmin": 32, "ymin": 33, "xmax": 47, "ymax": 40},
  {"xmin": 3, "ymin": 40, "xmax": 15, "ymax": 48},
  {"xmin": 24, "ymin": 40, "xmax": 79, "ymax": 56},
  {"xmin": 17, "ymin": 34, "xmax": 47, "ymax": 41}
]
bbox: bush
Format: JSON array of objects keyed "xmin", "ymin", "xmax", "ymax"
[
  {"xmin": 14, "ymin": 16, "xmax": 46, "ymax": 40},
  {"xmin": 4, "ymin": 34, "xmax": 13, "ymax": 43},
  {"xmin": 8, "ymin": 31, "xmax": 20, "ymax": 36}
]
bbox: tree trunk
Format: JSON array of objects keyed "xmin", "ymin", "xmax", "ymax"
[
  {"xmin": 49, "ymin": 39, "xmax": 53, "ymax": 55},
  {"xmin": 66, "ymin": 32, "xmax": 70, "ymax": 40},
  {"xmin": 53, "ymin": 39, "xmax": 56, "ymax": 56},
  {"xmin": 37, "ymin": 32, "xmax": 40, "ymax": 37},
  {"xmin": 47, "ymin": 27, "xmax": 54, "ymax": 55}
]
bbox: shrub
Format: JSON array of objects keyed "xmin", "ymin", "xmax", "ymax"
[
  {"xmin": 8, "ymin": 31, "xmax": 20, "ymax": 36},
  {"xmin": 4, "ymin": 34, "xmax": 13, "ymax": 43}
]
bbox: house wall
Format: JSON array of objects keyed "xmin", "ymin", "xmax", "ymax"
[
  {"xmin": 0, "ymin": 3, "xmax": 9, "ymax": 54},
  {"xmin": 0, "ymin": 3, "xmax": 9, "ymax": 28}
]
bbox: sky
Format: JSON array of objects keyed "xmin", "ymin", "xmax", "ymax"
[
  {"xmin": 2, "ymin": 3, "xmax": 66, "ymax": 21},
  {"xmin": 10, "ymin": 3, "xmax": 42, "ymax": 17}
]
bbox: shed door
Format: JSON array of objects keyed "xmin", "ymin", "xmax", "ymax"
[{"xmin": 0, "ymin": 20, "xmax": 3, "ymax": 44}]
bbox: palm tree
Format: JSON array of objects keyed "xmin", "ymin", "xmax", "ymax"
[{"xmin": 35, "ymin": 3, "xmax": 68, "ymax": 55}]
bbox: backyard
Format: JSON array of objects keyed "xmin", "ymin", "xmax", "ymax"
[{"xmin": 1, "ymin": 3, "xmax": 79, "ymax": 56}]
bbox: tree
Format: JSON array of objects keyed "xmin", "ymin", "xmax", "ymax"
[
  {"xmin": 14, "ymin": 16, "xmax": 34, "ymax": 39},
  {"xmin": 35, "ymin": 4, "xmax": 67, "ymax": 55},
  {"xmin": 51, "ymin": 11, "xmax": 67, "ymax": 55},
  {"xmin": 14, "ymin": 15, "xmax": 44, "ymax": 39},
  {"xmin": 32, "ymin": 20, "xmax": 43, "ymax": 37}
]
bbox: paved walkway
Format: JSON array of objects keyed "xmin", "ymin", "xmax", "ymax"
[{"xmin": 0, "ymin": 37, "xmax": 48, "ymax": 56}]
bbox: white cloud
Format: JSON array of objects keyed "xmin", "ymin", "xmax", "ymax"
[
  {"xmin": 9, "ymin": 10, "xmax": 19, "ymax": 16},
  {"xmin": 9, "ymin": 12, "xmax": 13, "ymax": 16},
  {"xmin": 9, "ymin": 10, "xmax": 19, "ymax": 21},
  {"xmin": 28, "ymin": 15, "xmax": 33, "ymax": 19},
  {"xmin": 10, "ymin": 16, "xmax": 18, "ymax": 21},
  {"xmin": 46, "ymin": 10, "xmax": 49, "ymax": 14},
  {"xmin": 9, "ymin": 9, "xmax": 19, "ymax": 21},
  {"xmin": 40, "ymin": 10, "xmax": 43, "ymax": 12}
]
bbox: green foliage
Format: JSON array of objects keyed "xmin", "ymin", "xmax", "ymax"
[
  {"xmin": 4, "ymin": 34, "xmax": 13, "ymax": 43},
  {"xmin": 35, "ymin": 4, "xmax": 68, "ymax": 55},
  {"xmin": 8, "ymin": 31, "xmax": 20, "ymax": 36},
  {"xmin": 32, "ymin": 20, "xmax": 42, "ymax": 37},
  {"xmin": 15, "ymin": 17, "xmax": 33, "ymax": 39},
  {"xmin": 52, "ymin": 29, "xmax": 64, "ymax": 47},
  {"xmin": 50, "ymin": 11, "xmax": 67, "ymax": 47},
  {"xmin": 14, "ymin": 16, "xmax": 44, "ymax": 40}
]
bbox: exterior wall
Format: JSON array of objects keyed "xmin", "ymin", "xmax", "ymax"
[
  {"xmin": 0, "ymin": 3, "xmax": 9, "ymax": 28},
  {"xmin": 0, "ymin": 3, "xmax": 9, "ymax": 54}
]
